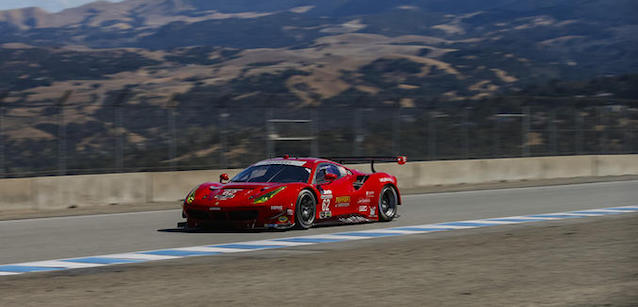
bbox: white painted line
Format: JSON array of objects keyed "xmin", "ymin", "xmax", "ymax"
[
  {"xmin": 100, "ymin": 253, "xmax": 181, "ymax": 261},
  {"xmin": 476, "ymin": 219, "xmax": 525, "ymax": 224},
  {"xmin": 521, "ymin": 216, "xmax": 564, "ymax": 220},
  {"xmin": 415, "ymin": 224, "xmax": 477, "ymax": 229},
  {"xmin": 554, "ymin": 212, "xmax": 600, "ymax": 216},
  {"xmin": 0, "ymin": 272, "xmax": 20, "ymax": 276},
  {"xmin": 302, "ymin": 234, "xmax": 368, "ymax": 240},
  {"xmin": 457, "ymin": 219, "xmax": 515, "ymax": 225},
  {"xmin": 240, "ymin": 240, "xmax": 313, "ymax": 247},
  {"xmin": 17, "ymin": 260, "xmax": 106, "ymax": 269},
  {"xmin": 175, "ymin": 246, "xmax": 248, "ymax": 253},
  {"xmin": 355, "ymin": 229, "xmax": 424, "ymax": 235},
  {"xmin": 498, "ymin": 216, "xmax": 553, "ymax": 220}
]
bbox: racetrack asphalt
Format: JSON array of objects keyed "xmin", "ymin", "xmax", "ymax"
[
  {"xmin": 1, "ymin": 211, "xmax": 636, "ymax": 306},
  {"xmin": 1, "ymin": 180, "xmax": 636, "ymax": 265}
]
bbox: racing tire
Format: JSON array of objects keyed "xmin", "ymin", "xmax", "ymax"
[
  {"xmin": 378, "ymin": 185, "xmax": 398, "ymax": 222},
  {"xmin": 294, "ymin": 189, "xmax": 316, "ymax": 230}
]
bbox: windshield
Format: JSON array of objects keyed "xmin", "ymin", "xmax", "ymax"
[{"xmin": 231, "ymin": 164, "xmax": 311, "ymax": 183}]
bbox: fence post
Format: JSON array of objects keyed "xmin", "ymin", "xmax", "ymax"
[
  {"xmin": 57, "ymin": 90, "xmax": 72, "ymax": 176},
  {"xmin": 463, "ymin": 107, "xmax": 469, "ymax": 158},
  {"xmin": 392, "ymin": 105, "xmax": 401, "ymax": 155},
  {"xmin": 522, "ymin": 106, "xmax": 530, "ymax": 157},
  {"xmin": 353, "ymin": 108, "xmax": 362, "ymax": 156},
  {"xmin": 428, "ymin": 111, "xmax": 436, "ymax": 160},
  {"xmin": 266, "ymin": 108, "xmax": 274, "ymax": 158},
  {"xmin": 0, "ymin": 91, "xmax": 6, "ymax": 177},
  {"xmin": 311, "ymin": 107, "xmax": 319, "ymax": 157},
  {"xmin": 167, "ymin": 97, "xmax": 177, "ymax": 171},
  {"xmin": 113, "ymin": 89, "xmax": 128, "ymax": 172},
  {"xmin": 599, "ymin": 107, "xmax": 606, "ymax": 154},
  {"xmin": 549, "ymin": 108, "xmax": 557, "ymax": 155},
  {"xmin": 492, "ymin": 108, "xmax": 500, "ymax": 158},
  {"xmin": 219, "ymin": 108, "xmax": 228, "ymax": 168},
  {"xmin": 575, "ymin": 108, "xmax": 584, "ymax": 155}
]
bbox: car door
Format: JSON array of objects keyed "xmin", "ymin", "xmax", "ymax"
[{"xmin": 314, "ymin": 163, "xmax": 355, "ymax": 219}]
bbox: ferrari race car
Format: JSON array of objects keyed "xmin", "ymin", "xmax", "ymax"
[{"xmin": 181, "ymin": 156, "xmax": 407, "ymax": 230}]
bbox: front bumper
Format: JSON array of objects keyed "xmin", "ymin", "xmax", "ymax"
[{"xmin": 183, "ymin": 204, "xmax": 293, "ymax": 229}]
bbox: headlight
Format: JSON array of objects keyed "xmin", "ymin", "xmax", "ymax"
[
  {"xmin": 253, "ymin": 186, "xmax": 286, "ymax": 204},
  {"xmin": 185, "ymin": 186, "xmax": 199, "ymax": 205}
]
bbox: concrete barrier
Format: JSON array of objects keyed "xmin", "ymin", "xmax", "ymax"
[
  {"xmin": 150, "ymin": 169, "xmax": 239, "ymax": 202},
  {"xmin": 0, "ymin": 155, "xmax": 636, "ymax": 211}
]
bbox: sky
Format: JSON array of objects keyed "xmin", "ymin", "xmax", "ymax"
[{"xmin": 0, "ymin": 0, "xmax": 124, "ymax": 12}]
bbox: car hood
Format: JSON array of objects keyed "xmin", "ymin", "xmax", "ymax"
[{"xmin": 191, "ymin": 182, "xmax": 285, "ymax": 207}]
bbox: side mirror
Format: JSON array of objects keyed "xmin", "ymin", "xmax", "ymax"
[
  {"xmin": 219, "ymin": 173, "xmax": 230, "ymax": 183},
  {"xmin": 324, "ymin": 172, "xmax": 338, "ymax": 182}
]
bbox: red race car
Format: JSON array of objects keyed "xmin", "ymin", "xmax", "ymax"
[{"xmin": 181, "ymin": 156, "xmax": 407, "ymax": 230}]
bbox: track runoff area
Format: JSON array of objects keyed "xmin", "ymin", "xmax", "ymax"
[{"xmin": 1, "ymin": 205, "xmax": 636, "ymax": 276}]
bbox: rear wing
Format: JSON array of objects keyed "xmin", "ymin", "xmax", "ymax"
[{"xmin": 325, "ymin": 156, "xmax": 407, "ymax": 173}]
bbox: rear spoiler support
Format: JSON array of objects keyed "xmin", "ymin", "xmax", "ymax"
[{"xmin": 325, "ymin": 156, "xmax": 407, "ymax": 173}]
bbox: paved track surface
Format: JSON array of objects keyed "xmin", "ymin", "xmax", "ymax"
[
  {"xmin": 1, "ymin": 213, "xmax": 636, "ymax": 306},
  {"xmin": 1, "ymin": 180, "xmax": 637, "ymax": 265}
]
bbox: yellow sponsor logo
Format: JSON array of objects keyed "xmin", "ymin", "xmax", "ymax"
[
  {"xmin": 335, "ymin": 196, "xmax": 350, "ymax": 204},
  {"xmin": 278, "ymin": 216, "xmax": 289, "ymax": 223}
]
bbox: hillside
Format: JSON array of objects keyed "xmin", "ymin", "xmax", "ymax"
[{"xmin": 0, "ymin": 0, "xmax": 637, "ymax": 175}]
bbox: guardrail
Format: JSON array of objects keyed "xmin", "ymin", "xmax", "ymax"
[{"xmin": 1, "ymin": 155, "xmax": 636, "ymax": 211}]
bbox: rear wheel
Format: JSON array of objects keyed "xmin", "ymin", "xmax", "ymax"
[
  {"xmin": 294, "ymin": 190, "xmax": 316, "ymax": 230},
  {"xmin": 378, "ymin": 185, "xmax": 398, "ymax": 222}
]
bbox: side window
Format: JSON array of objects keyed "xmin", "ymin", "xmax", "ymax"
[{"xmin": 315, "ymin": 163, "xmax": 343, "ymax": 184}]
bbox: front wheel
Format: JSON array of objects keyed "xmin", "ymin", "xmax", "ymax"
[
  {"xmin": 378, "ymin": 185, "xmax": 398, "ymax": 222},
  {"xmin": 294, "ymin": 190, "xmax": 316, "ymax": 229}
]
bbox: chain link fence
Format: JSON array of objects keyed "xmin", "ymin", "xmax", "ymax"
[{"xmin": 0, "ymin": 91, "xmax": 636, "ymax": 178}]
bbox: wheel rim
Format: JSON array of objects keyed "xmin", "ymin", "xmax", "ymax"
[
  {"xmin": 380, "ymin": 187, "xmax": 397, "ymax": 218},
  {"xmin": 298, "ymin": 193, "xmax": 315, "ymax": 226}
]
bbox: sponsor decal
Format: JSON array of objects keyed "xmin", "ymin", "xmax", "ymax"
[
  {"xmin": 335, "ymin": 203, "xmax": 350, "ymax": 208},
  {"xmin": 335, "ymin": 196, "xmax": 350, "ymax": 204},
  {"xmin": 270, "ymin": 205, "xmax": 283, "ymax": 210},
  {"xmin": 321, "ymin": 190, "xmax": 333, "ymax": 199},
  {"xmin": 254, "ymin": 160, "xmax": 307, "ymax": 167},
  {"xmin": 379, "ymin": 177, "xmax": 393, "ymax": 183},
  {"xmin": 278, "ymin": 216, "xmax": 289, "ymax": 223},
  {"xmin": 320, "ymin": 211, "xmax": 332, "ymax": 219},
  {"xmin": 338, "ymin": 216, "xmax": 369, "ymax": 224},
  {"xmin": 370, "ymin": 206, "xmax": 376, "ymax": 217},
  {"xmin": 366, "ymin": 191, "xmax": 375, "ymax": 198},
  {"xmin": 287, "ymin": 209, "xmax": 294, "ymax": 215},
  {"xmin": 321, "ymin": 198, "xmax": 330, "ymax": 211},
  {"xmin": 357, "ymin": 198, "xmax": 371, "ymax": 204},
  {"xmin": 215, "ymin": 189, "xmax": 242, "ymax": 200},
  {"xmin": 359, "ymin": 205, "xmax": 368, "ymax": 212},
  {"xmin": 209, "ymin": 207, "xmax": 221, "ymax": 211}
]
